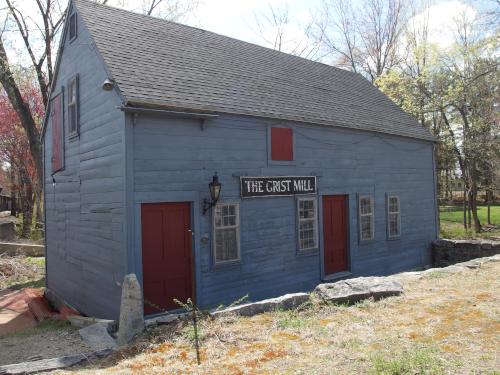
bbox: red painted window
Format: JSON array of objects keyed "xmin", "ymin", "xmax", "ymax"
[
  {"xmin": 51, "ymin": 94, "xmax": 64, "ymax": 173},
  {"xmin": 271, "ymin": 127, "xmax": 293, "ymax": 161}
]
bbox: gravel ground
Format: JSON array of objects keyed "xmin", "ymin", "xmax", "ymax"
[{"xmin": 0, "ymin": 321, "xmax": 92, "ymax": 366}]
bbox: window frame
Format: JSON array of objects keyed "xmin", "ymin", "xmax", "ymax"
[
  {"xmin": 68, "ymin": 13, "xmax": 77, "ymax": 42},
  {"xmin": 358, "ymin": 195, "xmax": 374, "ymax": 242},
  {"xmin": 296, "ymin": 196, "xmax": 319, "ymax": 252},
  {"xmin": 67, "ymin": 75, "xmax": 79, "ymax": 139},
  {"xmin": 50, "ymin": 90, "xmax": 65, "ymax": 174},
  {"xmin": 386, "ymin": 194, "xmax": 401, "ymax": 239},
  {"xmin": 212, "ymin": 202, "xmax": 241, "ymax": 265},
  {"xmin": 267, "ymin": 125, "xmax": 295, "ymax": 165}
]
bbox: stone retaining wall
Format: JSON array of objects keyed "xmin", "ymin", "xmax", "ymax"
[
  {"xmin": 0, "ymin": 242, "xmax": 45, "ymax": 257},
  {"xmin": 432, "ymin": 239, "xmax": 500, "ymax": 267}
]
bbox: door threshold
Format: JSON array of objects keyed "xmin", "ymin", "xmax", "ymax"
[{"xmin": 323, "ymin": 271, "xmax": 352, "ymax": 282}]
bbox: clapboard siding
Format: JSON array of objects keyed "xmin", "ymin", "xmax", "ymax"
[
  {"xmin": 131, "ymin": 113, "xmax": 437, "ymax": 308},
  {"xmin": 43, "ymin": 9, "xmax": 125, "ymax": 319}
]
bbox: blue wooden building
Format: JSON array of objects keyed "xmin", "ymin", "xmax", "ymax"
[{"xmin": 42, "ymin": 0, "xmax": 438, "ymax": 319}]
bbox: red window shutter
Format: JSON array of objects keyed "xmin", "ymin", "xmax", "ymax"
[
  {"xmin": 271, "ymin": 127, "xmax": 293, "ymax": 161},
  {"xmin": 51, "ymin": 94, "xmax": 64, "ymax": 173}
]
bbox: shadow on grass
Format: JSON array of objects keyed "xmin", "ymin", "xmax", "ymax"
[
  {"xmin": 0, "ymin": 319, "xmax": 70, "ymax": 340},
  {"xmin": 8, "ymin": 277, "xmax": 45, "ymax": 291}
]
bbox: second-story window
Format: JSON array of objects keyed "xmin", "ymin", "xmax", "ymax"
[
  {"xmin": 271, "ymin": 127, "xmax": 293, "ymax": 161},
  {"xmin": 69, "ymin": 13, "xmax": 77, "ymax": 41},
  {"xmin": 68, "ymin": 75, "xmax": 79, "ymax": 137}
]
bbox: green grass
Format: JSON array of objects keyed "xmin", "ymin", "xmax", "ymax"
[
  {"xmin": 275, "ymin": 310, "xmax": 310, "ymax": 330},
  {"xmin": 372, "ymin": 347, "xmax": 444, "ymax": 375},
  {"xmin": 440, "ymin": 204, "xmax": 500, "ymax": 224},
  {"xmin": 8, "ymin": 277, "xmax": 45, "ymax": 290},
  {"xmin": 439, "ymin": 204, "xmax": 500, "ymax": 239},
  {"xmin": 25, "ymin": 257, "xmax": 45, "ymax": 267}
]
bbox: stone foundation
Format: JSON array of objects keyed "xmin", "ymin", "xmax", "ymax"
[{"xmin": 432, "ymin": 239, "xmax": 500, "ymax": 267}]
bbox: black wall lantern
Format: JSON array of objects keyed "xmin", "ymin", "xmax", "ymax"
[{"xmin": 203, "ymin": 173, "xmax": 221, "ymax": 215}]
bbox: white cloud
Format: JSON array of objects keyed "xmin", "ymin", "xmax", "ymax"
[{"xmin": 408, "ymin": 1, "xmax": 478, "ymax": 49}]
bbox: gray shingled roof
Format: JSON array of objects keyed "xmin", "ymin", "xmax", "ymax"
[{"xmin": 74, "ymin": 0, "xmax": 435, "ymax": 141}]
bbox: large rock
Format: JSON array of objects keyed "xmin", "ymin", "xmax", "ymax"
[
  {"xmin": 79, "ymin": 323, "xmax": 117, "ymax": 351},
  {"xmin": 116, "ymin": 274, "xmax": 144, "ymax": 346},
  {"xmin": 0, "ymin": 222, "xmax": 15, "ymax": 241},
  {"xmin": 145, "ymin": 313, "xmax": 180, "ymax": 328},
  {"xmin": 314, "ymin": 276, "xmax": 403, "ymax": 304},
  {"xmin": 68, "ymin": 315, "xmax": 115, "ymax": 330},
  {"xmin": 211, "ymin": 293, "xmax": 310, "ymax": 317}
]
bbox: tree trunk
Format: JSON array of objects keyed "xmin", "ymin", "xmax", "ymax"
[
  {"xmin": 486, "ymin": 190, "xmax": 491, "ymax": 225},
  {"xmin": 21, "ymin": 186, "xmax": 34, "ymax": 239},
  {"xmin": 0, "ymin": 40, "xmax": 43, "ymax": 190},
  {"xmin": 469, "ymin": 183, "xmax": 481, "ymax": 233},
  {"xmin": 17, "ymin": 165, "xmax": 34, "ymax": 238},
  {"xmin": 467, "ymin": 191, "xmax": 472, "ymax": 229},
  {"xmin": 463, "ymin": 184, "xmax": 467, "ymax": 229},
  {"xmin": 36, "ymin": 196, "xmax": 43, "ymax": 226},
  {"xmin": 10, "ymin": 168, "xmax": 17, "ymax": 217}
]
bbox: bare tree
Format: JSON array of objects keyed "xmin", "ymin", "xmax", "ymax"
[
  {"xmin": 253, "ymin": 1, "xmax": 321, "ymax": 60},
  {"xmin": 108, "ymin": 0, "xmax": 200, "ymax": 21},
  {"xmin": 312, "ymin": 0, "xmax": 408, "ymax": 81},
  {"xmin": 0, "ymin": 0, "xmax": 66, "ymax": 194},
  {"xmin": 0, "ymin": 0, "xmax": 199, "ymax": 233}
]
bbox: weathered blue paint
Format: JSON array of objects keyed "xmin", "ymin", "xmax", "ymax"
[
  {"xmin": 43, "ymin": 7, "xmax": 437, "ymax": 319},
  {"xmin": 43, "ymin": 8, "xmax": 126, "ymax": 319},
  {"xmin": 128, "ymin": 112, "xmax": 436, "ymax": 309}
]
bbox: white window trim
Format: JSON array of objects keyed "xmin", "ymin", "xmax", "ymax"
[
  {"xmin": 358, "ymin": 195, "xmax": 374, "ymax": 241},
  {"xmin": 297, "ymin": 196, "xmax": 318, "ymax": 251},
  {"xmin": 387, "ymin": 195, "xmax": 401, "ymax": 239},
  {"xmin": 212, "ymin": 202, "xmax": 241, "ymax": 265}
]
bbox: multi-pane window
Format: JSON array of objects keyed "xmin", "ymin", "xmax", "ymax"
[
  {"xmin": 297, "ymin": 197, "xmax": 318, "ymax": 250},
  {"xmin": 68, "ymin": 76, "xmax": 79, "ymax": 136},
  {"xmin": 214, "ymin": 203, "xmax": 240, "ymax": 263},
  {"xmin": 69, "ymin": 13, "xmax": 77, "ymax": 41},
  {"xmin": 387, "ymin": 195, "xmax": 401, "ymax": 238},
  {"xmin": 359, "ymin": 195, "xmax": 374, "ymax": 241}
]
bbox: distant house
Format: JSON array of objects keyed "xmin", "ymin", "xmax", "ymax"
[{"xmin": 42, "ymin": 0, "xmax": 438, "ymax": 319}]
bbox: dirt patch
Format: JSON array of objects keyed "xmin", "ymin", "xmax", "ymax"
[
  {"xmin": 0, "ymin": 320, "xmax": 92, "ymax": 366},
  {"xmin": 57, "ymin": 261, "xmax": 500, "ymax": 375}
]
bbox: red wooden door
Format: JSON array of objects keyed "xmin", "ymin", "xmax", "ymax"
[
  {"xmin": 141, "ymin": 202, "xmax": 193, "ymax": 314},
  {"xmin": 50, "ymin": 94, "xmax": 64, "ymax": 173},
  {"xmin": 322, "ymin": 195, "xmax": 348, "ymax": 275}
]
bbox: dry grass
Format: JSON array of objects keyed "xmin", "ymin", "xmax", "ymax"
[
  {"xmin": 61, "ymin": 262, "xmax": 500, "ymax": 375},
  {"xmin": 0, "ymin": 255, "xmax": 45, "ymax": 290}
]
